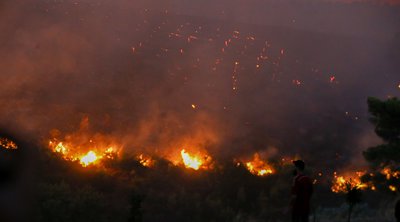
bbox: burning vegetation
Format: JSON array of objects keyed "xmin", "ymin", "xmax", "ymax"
[
  {"xmin": 331, "ymin": 171, "xmax": 369, "ymax": 193},
  {"xmin": 138, "ymin": 154, "xmax": 155, "ymax": 168},
  {"xmin": 0, "ymin": 137, "xmax": 18, "ymax": 150},
  {"xmin": 0, "ymin": 0, "xmax": 398, "ymax": 219},
  {"xmin": 180, "ymin": 149, "xmax": 207, "ymax": 170},
  {"xmin": 47, "ymin": 119, "xmax": 120, "ymax": 168},
  {"xmin": 49, "ymin": 140, "xmax": 118, "ymax": 167},
  {"xmin": 243, "ymin": 153, "xmax": 274, "ymax": 176}
]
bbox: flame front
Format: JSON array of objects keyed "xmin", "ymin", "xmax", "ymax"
[
  {"xmin": 331, "ymin": 171, "xmax": 368, "ymax": 193},
  {"xmin": 138, "ymin": 154, "xmax": 155, "ymax": 167},
  {"xmin": 49, "ymin": 138, "xmax": 119, "ymax": 167},
  {"xmin": 381, "ymin": 168, "xmax": 400, "ymax": 180},
  {"xmin": 181, "ymin": 149, "xmax": 203, "ymax": 170},
  {"xmin": 80, "ymin": 151, "xmax": 98, "ymax": 167},
  {"xmin": 245, "ymin": 153, "xmax": 274, "ymax": 176},
  {"xmin": 0, "ymin": 137, "xmax": 18, "ymax": 150},
  {"xmin": 381, "ymin": 168, "xmax": 400, "ymax": 192},
  {"xmin": 53, "ymin": 142, "xmax": 68, "ymax": 155}
]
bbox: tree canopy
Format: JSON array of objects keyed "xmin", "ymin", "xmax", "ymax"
[{"xmin": 363, "ymin": 97, "xmax": 400, "ymax": 167}]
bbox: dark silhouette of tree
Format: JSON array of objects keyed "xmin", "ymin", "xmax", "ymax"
[
  {"xmin": 345, "ymin": 181, "xmax": 362, "ymax": 222},
  {"xmin": 362, "ymin": 97, "xmax": 400, "ymax": 201},
  {"xmin": 363, "ymin": 97, "xmax": 400, "ymax": 167}
]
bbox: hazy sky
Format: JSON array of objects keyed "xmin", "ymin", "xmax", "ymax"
[{"xmin": 0, "ymin": 0, "xmax": 399, "ymax": 168}]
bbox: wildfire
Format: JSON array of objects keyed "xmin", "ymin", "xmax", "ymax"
[
  {"xmin": 389, "ymin": 185, "xmax": 397, "ymax": 192},
  {"xmin": 244, "ymin": 153, "xmax": 274, "ymax": 176},
  {"xmin": 331, "ymin": 171, "xmax": 368, "ymax": 193},
  {"xmin": 180, "ymin": 149, "xmax": 211, "ymax": 170},
  {"xmin": 381, "ymin": 168, "xmax": 400, "ymax": 180},
  {"xmin": 330, "ymin": 168, "xmax": 400, "ymax": 193},
  {"xmin": 80, "ymin": 151, "xmax": 98, "ymax": 167},
  {"xmin": 53, "ymin": 142, "xmax": 68, "ymax": 155},
  {"xmin": 138, "ymin": 154, "xmax": 155, "ymax": 167},
  {"xmin": 0, "ymin": 137, "xmax": 18, "ymax": 150},
  {"xmin": 49, "ymin": 139, "xmax": 119, "ymax": 167}
]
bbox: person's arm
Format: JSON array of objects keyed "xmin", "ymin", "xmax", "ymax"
[{"xmin": 290, "ymin": 177, "xmax": 298, "ymax": 207}]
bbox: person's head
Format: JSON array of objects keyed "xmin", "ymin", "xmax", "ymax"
[{"xmin": 293, "ymin": 160, "xmax": 305, "ymax": 174}]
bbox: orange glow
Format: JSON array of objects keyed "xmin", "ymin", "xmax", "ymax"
[
  {"xmin": 179, "ymin": 149, "xmax": 212, "ymax": 170},
  {"xmin": 49, "ymin": 138, "xmax": 119, "ymax": 167},
  {"xmin": 331, "ymin": 171, "xmax": 368, "ymax": 193},
  {"xmin": 80, "ymin": 151, "xmax": 98, "ymax": 167},
  {"xmin": 47, "ymin": 118, "xmax": 121, "ymax": 167},
  {"xmin": 181, "ymin": 149, "xmax": 203, "ymax": 170},
  {"xmin": 381, "ymin": 168, "xmax": 400, "ymax": 180},
  {"xmin": 389, "ymin": 185, "xmax": 397, "ymax": 192},
  {"xmin": 331, "ymin": 168, "xmax": 400, "ymax": 193},
  {"xmin": 0, "ymin": 137, "xmax": 18, "ymax": 150},
  {"xmin": 138, "ymin": 154, "xmax": 155, "ymax": 167},
  {"xmin": 53, "ymin": 142, "xmax": 68, "ymax": 155},
  {"xmin": 245, "ymin": 153, "xmax": 274, "ymax": 176}
]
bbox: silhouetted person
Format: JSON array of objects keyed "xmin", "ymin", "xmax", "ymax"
[
  {"xmin": 395, "ymin": 199, "xmax": 400, "ymax": 222},
  {"xmin": 291, "ymin": 160, "xmax": 313, "ymax": 222}
]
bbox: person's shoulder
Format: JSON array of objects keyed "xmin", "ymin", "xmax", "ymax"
[{"xmin": 298, "ymin": 174, "xmax": 312, "ymax": 183}]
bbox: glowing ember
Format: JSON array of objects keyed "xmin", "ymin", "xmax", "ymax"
[
  {"xmin": 138, "ymin": 154, "xmax": 154, "ymax": 167},
  {"xmin": 80, "ymin": 151, "xmax": 98, "ymax": 167},
  {"xmin": 0, "ymin": 137, "xmax": 18, "ymax": 150},
  {"xmin": 103, "ymin": 147, "xmax": 117, "ymax": 159},
  {"xmin": 53, "ymin": 142, "xmax": 68, "ymax": 155},
  {"xmin": 331, "ymin": 171, "xmax": 368, "ymax": 193},
  {"xmin": 381, "ymin": 168, "xmax": 400, "ymax": 180},
  {"xmin": 245, "ymin": 153, "xmax": 274, "ymax": 176},
  {"xmin": 389, "ymin": 185, "xmax": 397, "ymax": 192}
]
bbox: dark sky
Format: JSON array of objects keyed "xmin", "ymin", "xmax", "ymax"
[{"xmin": 0, "ymin": 0, "xmax": 399, "ymax": 169}]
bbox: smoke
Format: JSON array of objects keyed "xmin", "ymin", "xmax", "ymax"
[{"xmin": 0, "ymin": 0, "xmax": 399, "ymax": 169}]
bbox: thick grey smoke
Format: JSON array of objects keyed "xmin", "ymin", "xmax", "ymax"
[{"xmin": 0, "ymin": 0, "xmax": 399, "ymax": 168}]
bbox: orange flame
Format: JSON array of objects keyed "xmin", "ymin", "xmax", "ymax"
[
  {"xmin": 179, "ymin": 149, "xmax": 212, "ymax": 170},
  {"xmin": 80, "ymin": 151, "xmax": 98, "ymax": 167},
  {"xmin": 138, "ymin": 154, "xmax": 155, "ymax": 167},
  {"xmin": 181, "ymin": 149, "xmax": 203, "ymax": 170},
  {"xmin": 49, "ymin": 138, "xmax": 119, "ymax": 167},
  {"xmin": 331, "ymin": 171, "xmax": 368, "ymax": 193},
  {"xmin": 0, "ymin": 137, "xmax": 18, "ymax": 150},
  {"xmin": 244, "ymin": 153, "xmax": 274, "ymax": 176},
  {"xmin": 381, "ymin": 168, "xmax": 400, "ymax": 180}
]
